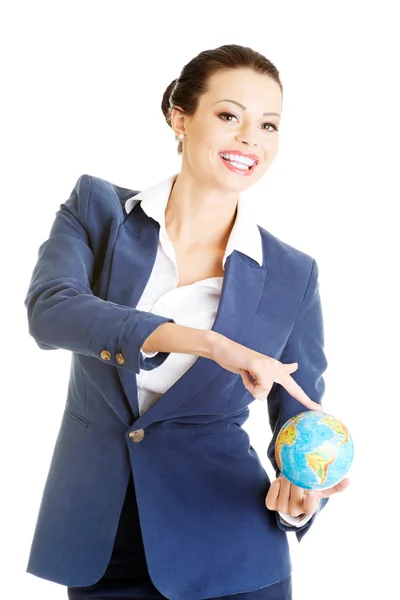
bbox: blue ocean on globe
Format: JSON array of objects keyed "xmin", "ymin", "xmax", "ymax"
[{"xmin": 275, "ymin": 411, "xmax": 354, "ymax": 490}]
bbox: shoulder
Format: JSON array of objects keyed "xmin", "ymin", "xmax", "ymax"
[
  {"xmin": 257, "ymin": 224, "xmax": 316, "ymax": 286},
  {"xmin": 70, "ymin": 173, "xmax": 141, "ymax": 220}
]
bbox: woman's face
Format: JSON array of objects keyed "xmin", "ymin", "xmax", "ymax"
[{"xmin": 172, "ymin": 67, "xmax": 282, "ymax": 193}]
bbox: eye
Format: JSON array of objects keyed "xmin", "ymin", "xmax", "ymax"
[
  {"xmin": 263, "ymin": 122, "xmax": 279, "ymax": 132},
  {"xmin": 219, "ymin": 111, "xmax": 239, "ymax": 122}
]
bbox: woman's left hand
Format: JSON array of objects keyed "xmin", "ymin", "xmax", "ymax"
[{"xmin": 265, "ymin": 474, "xmax": 351, "ymax": 517}]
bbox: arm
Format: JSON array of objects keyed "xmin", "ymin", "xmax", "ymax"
[
  {"xmin": 266, "ymin": 259, "xmax": 329, "ymax": 541},
  {"xmin": 24, "ymin": 174, "xmax": 178, "ymax": 374}
]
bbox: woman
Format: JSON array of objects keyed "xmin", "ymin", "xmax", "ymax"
[{"xmin": 25, "ymin": 44, "xmax": 349, "ymax": 600}]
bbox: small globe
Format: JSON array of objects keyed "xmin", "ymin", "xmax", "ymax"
[{"xmin": 275, "ymin": 411, "xmax": 354, "ymax": 490}]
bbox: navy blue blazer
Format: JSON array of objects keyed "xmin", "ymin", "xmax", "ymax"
[{"xmin": 25, "ymin": 174, "xmax": 328, "ymax": 600}]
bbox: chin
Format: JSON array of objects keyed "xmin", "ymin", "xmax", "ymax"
[
  {"xmin": 219, "ymin": 173, "xmax": 257, "ymax": 193},
  {"xmin": 217, "ymin": 163, "xmax": 266, "ymax": 191}
]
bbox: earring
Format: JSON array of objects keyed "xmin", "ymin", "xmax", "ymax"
[{"xmin": 178, "ymin": 133, "xmax": 185, "ymax": 141}]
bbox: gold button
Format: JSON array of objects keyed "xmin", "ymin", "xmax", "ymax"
[
  {"xmin": 116, "ymin": 353, "xmax": 125, "ymax": 365},
  {"xmin": 128, "ymin": 429, "xmax": 145, "ymax": 442},
  {"xmin": 100, "ymin": 350, "xmax": 112, "ymax": 361}
]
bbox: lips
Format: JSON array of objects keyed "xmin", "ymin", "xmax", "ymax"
[{"xmin": 218, "ymin": 150, "xmax": 259, "ymax": 176}]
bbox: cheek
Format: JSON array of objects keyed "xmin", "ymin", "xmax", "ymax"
[
  {"xmin": 263, "ymin": 132, "xmax": 279, "ymax": 148},
  {"xmin": 269, "ymin": 135, "xmax": 280, "ymax": 153},
  {"xmin": 187, "ymin": 127, "xmax": 215, "ymax": 156},
  {"xmin": 260, "ymin": 138, "xmax": 279, "ymax": 165},
  {"xmin": 196, "ymin": 117, "xmax": 229, "ymax": 145}
]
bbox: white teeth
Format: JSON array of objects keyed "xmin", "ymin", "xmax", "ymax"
[
  {"xmin": 230, "ymin": 161, "xmax": 248, "ymax": 170},
  {"xmin": 219, "ymin": 152, "xmax": 256, "ymax": 167}
]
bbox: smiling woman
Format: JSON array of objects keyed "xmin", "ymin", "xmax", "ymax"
[{"xmin": 24, "ymin": 44, "xmax": 339, "ymax": 600}]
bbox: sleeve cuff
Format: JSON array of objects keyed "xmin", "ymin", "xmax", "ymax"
[
  {"xmin": 278, "ymin": 511, "xmax": 314, "ymax": 528},
  {"xmin": 141, "ymin": 349, "xmax": 159, "ymax": 358}
]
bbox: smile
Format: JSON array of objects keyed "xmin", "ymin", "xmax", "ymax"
[{"xmin": 218, "ymin": 151, "xmax": 259, "ymax": 176}]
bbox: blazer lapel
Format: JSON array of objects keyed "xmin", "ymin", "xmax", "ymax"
[
  {"xmin": 106, "ymin": 204, "xmax": 160, "ymax": 420},
  {"xmin": 106, "ymin": 204, "xmax": 160, "ymax": 308}
]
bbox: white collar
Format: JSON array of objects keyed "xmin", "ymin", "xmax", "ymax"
[{"xmin": 125, "ymin": 174, "xmax": 263, "ymax": 270}]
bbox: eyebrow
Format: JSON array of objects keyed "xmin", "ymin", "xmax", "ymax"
[{"xmin": 213, "ymin": 99, "xmax": 281, "ymax": 118}]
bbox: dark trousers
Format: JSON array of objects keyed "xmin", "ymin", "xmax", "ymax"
[{"xmin": 67, "ymin": 474, "xmax": 292, "ymax": 600}]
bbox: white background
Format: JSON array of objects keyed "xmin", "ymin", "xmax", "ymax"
[{"xmin": 1, "ymin": 1, "xmax": 399, "ymax": 598}]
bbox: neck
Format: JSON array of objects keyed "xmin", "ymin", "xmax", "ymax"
[{"xmin": 165, "ymin": 168, "xmax": 238, "ymax": 250}]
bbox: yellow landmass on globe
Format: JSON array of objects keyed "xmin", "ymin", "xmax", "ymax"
[
  {"xmin": 306, "ymin": 442, "xmax": 337, "ymax": 485},
  {"xmin": 275, "ymin": 425, "xmax": 297, "ymax": 470},
  {"xmin": 321, "ymin": 415, "xmax": 349, "ymax": 447},
  {"xmin": 291, "ymin": 413, "xmax": 305, "ymax": 427}
]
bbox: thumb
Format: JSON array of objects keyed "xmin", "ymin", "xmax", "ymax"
[
  {"xmin": 319, "ymin": 477, "xmax": 351, "ymax": 498},
  {"xmin": 302, "ymin": 490, "xmax": 319, "ymax": 514}
]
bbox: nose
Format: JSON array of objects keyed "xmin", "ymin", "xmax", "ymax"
[{"xmin": 235, "ymin": 129, "xmax": 258, "ymax": 147}]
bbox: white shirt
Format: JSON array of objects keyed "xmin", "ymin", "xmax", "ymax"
[{"xmin": 125, "ymin": 173, "xmax": 314, "ymax": 528}]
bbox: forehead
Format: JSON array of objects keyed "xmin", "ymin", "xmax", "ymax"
[{"xmin": 200, "ymin": 68, "xmax": 282, "ymax": 110}]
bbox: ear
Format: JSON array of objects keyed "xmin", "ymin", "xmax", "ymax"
[{"xmin": 170, "ymin": 106, "xmax": 186, "ymax": 138}]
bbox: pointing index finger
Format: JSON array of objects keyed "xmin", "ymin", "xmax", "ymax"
[{"xmin": 280, "ymin": 372, "xmax": 323, "ymax": 411}]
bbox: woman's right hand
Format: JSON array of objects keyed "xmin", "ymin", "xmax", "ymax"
[{"xmin": 209, "ymin": 333, "xmax": 323, "ymax": 411}]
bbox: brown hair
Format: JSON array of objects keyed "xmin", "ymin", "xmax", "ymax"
[{"xmin": 161, "ymin": 44, "xmax": 283, "ymax": 154}]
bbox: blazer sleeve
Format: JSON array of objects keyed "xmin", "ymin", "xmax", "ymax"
[
  {"xmin": 266, "ymin": 258, "xmax": 329, "ymax": 542},
  {"xmin": 24, "ymin": 174, "xmax": 175, "ymax": 374}
]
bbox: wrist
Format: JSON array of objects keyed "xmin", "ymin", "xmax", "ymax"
[{"xmin": 206, "ymin": 330, "xmax": 224, "ymax": 360}]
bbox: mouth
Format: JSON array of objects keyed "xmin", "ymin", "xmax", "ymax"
[{"xmin": 218, "ymin": 151, "xmax": 259, "ymax": 175}]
